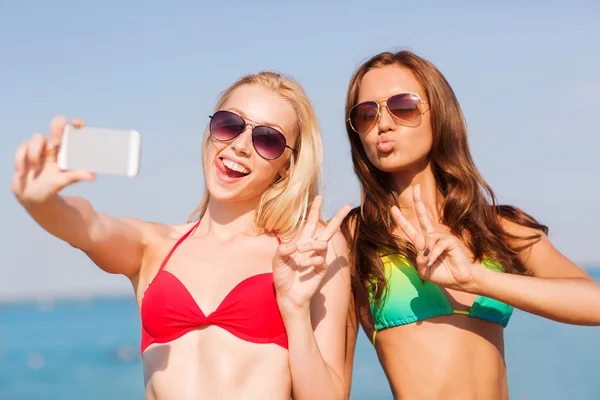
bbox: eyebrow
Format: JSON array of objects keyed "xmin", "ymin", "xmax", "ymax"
[{"xmin": 227, "ymin": 107, "xmax": 287, "ymax": 134}]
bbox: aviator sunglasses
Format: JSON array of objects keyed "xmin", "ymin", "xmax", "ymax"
[
  {"xmin": 209, "ymin": 110, "xmax": 295, "ymax": 160},
  {"xmin": 347, "ymin": 92, "xmax": 429, "ymax": 135}
]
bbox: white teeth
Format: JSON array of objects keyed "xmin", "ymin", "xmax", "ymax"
[{"xmin": 222, "ymin": 158, "xmax": 250, "ymax": 175}]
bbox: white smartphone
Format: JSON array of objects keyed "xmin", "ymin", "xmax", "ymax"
[{"xmin": 57, "ymin": 125, "xmax": 141, "ymax": 177}]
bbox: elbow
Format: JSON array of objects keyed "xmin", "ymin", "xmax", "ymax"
[
  {"xmin": 578, "ymin": 277, "xmax": 600, "ymax": 326},
  {"xmin": 592, "ymin": 300, "xmax": 600, "ymax": 326},
  {"xmin": 587, "ymin": 308, "xmax": 600, "ymax": 326},
  {"xmin": 337, "ymin": 378, "xmax": 349, "ymax": 400},
  {"xmin": 585, "ymin": 301, "xmax": 600, "ymax": 326},
  {"xmin": 591, "ymin": 281, "xmax": 600, "ymax": 325},
  {"xmin": 327, "ymin": 376, "xmax": 348, "ymax": 400}
]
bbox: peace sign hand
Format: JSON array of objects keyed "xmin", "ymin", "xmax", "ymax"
[
  {"xmin": 391, "ymin": 185, "xmax": 478, "ymax": 291},
  {"xmin": 273, "ymin": 196, "xmax": 351, "ymax": 314}
]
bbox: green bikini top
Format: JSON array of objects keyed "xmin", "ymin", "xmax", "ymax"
[{"xmin": 368, "ymin": 253, "xmax": 513, "ymax": 343}]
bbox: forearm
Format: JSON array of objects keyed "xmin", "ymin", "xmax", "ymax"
[
  {"xmin": 471, "ymin": 266, "xmax": 600, "ymax": 325},
  {"xmin": 23, "ymin": 195, "xmax": 101, "ymax": 250},
  {"xmin": 284, "ymin": 308, "xmax": 345, "ymax": 400}
]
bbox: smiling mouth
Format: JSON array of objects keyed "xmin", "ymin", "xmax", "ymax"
[{"xmin": 216, "ymin": 157, "xmax": 251, "ymax": 180}]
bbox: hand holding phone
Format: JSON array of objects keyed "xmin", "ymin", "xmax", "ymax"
[{"xmin": 11, "ymin": 116, "xmax": 141, "ymax": 207}]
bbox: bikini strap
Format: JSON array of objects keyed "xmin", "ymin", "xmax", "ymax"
[
  {"xmin": 159, "ymin": 223, "xmax": 279, "ymax": 271},
  {"xmin": 159, "ymin": 220, "xmax": 201, "ymax": 271}
]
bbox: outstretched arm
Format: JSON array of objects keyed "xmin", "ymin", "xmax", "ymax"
[
  {"xmin": 468, "ymin": 219, "xmax": 600, "ymax": 325},
  {"xmin": 12, "ymin": 116, "xmax": 151, "ymax": 279},
  {"xmin": 392, "ymin": 184, "xmax": 600, "ymax": 326}
]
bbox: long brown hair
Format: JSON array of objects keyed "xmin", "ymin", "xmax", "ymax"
[{"xmin": 340, "ymin": 51, "xmax": 548, "ymax": 299}]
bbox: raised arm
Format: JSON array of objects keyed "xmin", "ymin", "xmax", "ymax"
[
  {"xmin": 12, "ymin": 116, "xmax": 150, "ymax": 278},
  {"xmin": 272, "ymin": 198, "xmax": 353, "ymax": 400},
  {"xmin": 468, "ymin": 219, "xmax": 600, "ymax": 325},
  {"xmin": 391, "ymin": 184, "xmax": 600, "ymax": 326}
]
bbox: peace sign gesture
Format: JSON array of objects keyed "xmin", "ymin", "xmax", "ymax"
[
  {"xmin": 391, "ymin": 185, "xmax": 478, "ymax": 291},
  {"xmin": 273, "ymin": 196, "xmax": 351, "ymax": 314}
]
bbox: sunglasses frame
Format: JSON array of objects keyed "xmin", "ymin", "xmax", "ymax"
[
  {"xmin": 347, "ymin": 92, "xmax": 429, "ymax": 134},
  {"xmin": 209, "ymin": 110, "xmax": 295, "ymax": 160}
]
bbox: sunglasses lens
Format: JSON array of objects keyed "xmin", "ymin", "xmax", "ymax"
[
  {"xmin": 210, "ymin": 111, "xmax": 245, "ymax": 141},
  {"xmin": 387, "ymin": 93, "xmax": 422, "ymax": 121},
  {"xmin": 252, "ymin": 126, "xmax": 287, "ymax": 160},
  {"xmin": 349, "ymin": 102, "xmax": 379, "ymax": 134}
]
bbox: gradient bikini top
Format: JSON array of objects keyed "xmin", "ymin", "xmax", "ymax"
[
  {"xmin": 368, "ymin": 253, "xmax": 513, "ymax": 344},
  {"xmin": 140, "ymin": 221, "xmax": 287, "ymax": 354}
]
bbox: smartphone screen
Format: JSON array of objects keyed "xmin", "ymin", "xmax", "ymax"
[{"xmin": 57, "ymin": 125, "xmax": 141, "ymax": 177}]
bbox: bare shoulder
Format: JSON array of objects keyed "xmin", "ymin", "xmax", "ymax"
[
  {"xmin": 340, "ymin": 207, "xmax": 360, "ymax": 241},
  {"xmin": 131, "ymin": 220, "xmax": 198, "ymax": 293},
  {"xmin": 497, "ymin": 215, "xmax": 550, "ymax": 264},
  {"xmin": 119, "ymin": 217, "xmax": 197, "ymax": 267},
  {"xmin": 167, "ymin": 221, "xmax": 199, "ymax": 238},
  {"xmin": 119, "ymin": 217, "xmax": 194, "ymax": 244},
  {"xmin": 498, "ymin": 216, "xmax": 548, "ymax": 241},
  {"xmin": 497, "ymin": 216, "xmax": 590, "ymax": 279}
]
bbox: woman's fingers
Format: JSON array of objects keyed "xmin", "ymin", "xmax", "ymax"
[
  {"xmin": 27, "ymin": 134, "xmax": 47, "ymax": 177},
  {"xmin": 58, "ymin": 170, "xmax": 96, "ymax": 187},
  {"xmin": 12, "ymin": 141, "xmax": 30, "ymax": 196},
  {"xmin": 413, "ymin": 184, "xmax": 435, "ymax": 233},
  {"xmin": 47, "ymin": 116, "xmax": 68, "ymax": 161},
  {"xmin": 297, "ymin": 255, "xmax": 326, "ymax": 269},
  {"xmin": 425, "ymin": 234, "xmax": 458, "ymax": 267},
  {"xmin": 299, "ymin": 196, "xmax": 323, "ymax": 242},
  {"xmin": 416, "ymin": 232, "xmax": 449, "ymax": 278},
  {"xmin": 13, "ymin": 141, "xmax": 29, "ymax": 180},
  {"xmin": 298, "ymin": 240, "xmax": 328, "ymax": 254},
  {"xmin": 318, "ymin": 204, "xmax": 351, "ymax": 242},
  {"xmin": 392, "ymin": 206, "xmax": 421, "ymax": 246}
]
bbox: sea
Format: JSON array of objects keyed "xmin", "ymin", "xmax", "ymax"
[{"xmin": 1, "ymin": 270, "xmax": 599, "ymax": 400}]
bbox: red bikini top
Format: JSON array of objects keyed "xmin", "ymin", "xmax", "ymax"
[{"xmin": 140, "ymin": 221, "xmax": 288, "ymax": 354}]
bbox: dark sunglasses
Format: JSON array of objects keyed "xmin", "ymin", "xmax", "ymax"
[
  {"xmin": 347, "ymin": 92, "xmax": 428, "ymax": 135},
  {"xmin": 209, "ymin": 110, "xmax": 294, "ymax": 160}
]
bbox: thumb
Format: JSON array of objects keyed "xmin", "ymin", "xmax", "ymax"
[
  {"xmin": 273, "ymin": 242, "xmax": 298, "ymax": 268},
  {"xmin": 58, "ymin": 170, "xmax": 96, "ymax": 188},
  {"xmin": 416, "ymin": 254, "xmax": 430, "ymax": 281}
]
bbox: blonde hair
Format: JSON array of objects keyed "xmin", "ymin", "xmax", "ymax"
[{"xmin": 187, "ymin": 71, "xmax": 322, "ymax": 239}]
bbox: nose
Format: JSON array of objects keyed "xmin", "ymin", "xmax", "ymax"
[
  {"xmin": 377, "ymin": 104, "xmax": 396, "ymax": 134},
  {"xmin": 230, "ymin": 125, "xmax": 253, "ymax": 156}
]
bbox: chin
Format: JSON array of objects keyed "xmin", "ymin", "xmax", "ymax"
[
  {"xmin": 206, "ymin": 177, "xmax": 253, "ymax": 203},
  {"xmin": 369, "ymin": 152, "xmax": 427, "ymax": 174},
  {"xmin": 206, "ymin": 185, "xmax": 265, "ymax": 206},
  {"xmin": 206, "ymin": 172, "xmax": 270, "ymax": 206}
]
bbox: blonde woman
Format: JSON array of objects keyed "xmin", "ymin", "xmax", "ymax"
[{"xmin": 12, "ymin": 72, "xmax": 352, "ymax": 400}]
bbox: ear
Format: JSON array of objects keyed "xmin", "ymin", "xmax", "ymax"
[
  {"xmin": 277, "ymin": 161, "xmax": 291, "ymax": 178},
  {"xmin": 274, "ymin": 165, "xmax": 290, "ymax": 184}
]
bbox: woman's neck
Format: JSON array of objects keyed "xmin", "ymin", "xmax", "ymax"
[
  {"xmin": 200, "ymin": 196, "xmax": 260, "ymax": 239},
  {"xmin": 391, "ymin": 161, "xmax": 443, "ymax": 223}
]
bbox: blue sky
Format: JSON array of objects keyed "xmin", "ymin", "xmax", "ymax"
[{"xmin": 1, "ymin": 1, "xmax": 598, "ymax": 300}]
